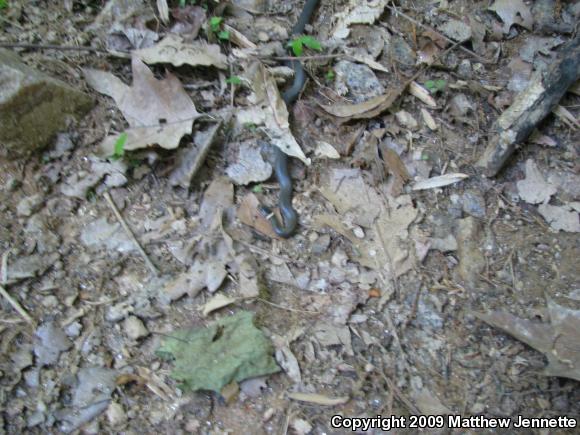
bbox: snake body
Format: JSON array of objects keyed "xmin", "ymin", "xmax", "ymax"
[{"xmin": 260, "ymin": 0, "xmax": 319, "ymax": 238}]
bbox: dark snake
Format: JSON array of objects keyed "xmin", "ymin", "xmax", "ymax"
[{"xmin": 259, "ymin": 0, "xmax": 319, "ymax": 238}]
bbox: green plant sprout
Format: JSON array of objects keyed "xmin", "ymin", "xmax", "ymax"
[
  {"xmin": 209, "ymin": 16, "xmax": 230, "ymax": 40},
  {"xmin": 111, "ymin": 132, "xmax": 128, "ymax": 160},
  {"xmin": 288, "ymin": 35, "xmax": 322, "ymax": 57},
  {"xmin": 424, "ymin": 79, "xmax": 446, "ymax": 94},
  {"xmin": 226, "ymin": 76, "xmax": 242, "ymax": 85}
]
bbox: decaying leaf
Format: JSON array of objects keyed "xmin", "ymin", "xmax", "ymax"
[
  {"xmin": 475, "ymin": 296, "xmax": 580, "ymax": 381},
  {"xmin": 85, "ymin": 57, "xmax": 199, "ymax": 155},
  {"xmin": 332, "ymin": 0, "xmax": 387, "ymax": 39},
  {"xmin": 411, "ymin": 173, "xmax": 469, "ymax": 190},
  {"xmin": 409, "ymin": 81, "xmax": 437, "ymax": 107},
  {"xmin": 488, "ymin": 0, "xmax": 533, "ymax": 34},
  {"xmin": 157, "ymin": 311, "xmax": 280, "ymax": 392},
  {"xmin": 516, "ymin": 160, "xmax": 556, "ymax": 205},
  {"xmin": 242, "ymin": 62, "xmax": 309, "ymax": 164},
  {"xmin": 317, "ymin": 86, "xmax": 405, "ymax": 123},
  {"xmin": 237, "ymin": 193, "xmax": 278, "ymax": 238},
  {"xmin": 421, "ymin": 108, "xmax": 438, "ymax": 130},
  {"xmin": 316, "ymin": 169, "xmax": 418, "ymax": 278},
  {"xmin": 287, "ymin": 392, "xmax": 350, "ymax": 406},
  {"xmin": 314, "ymin": 141, "xmax": 341, "ymax": 159},
  {"xmin": 202, "ymin": 294, "xmax": 238, "ymax": 316},
  {"xmin": 134, "ymin": 33, "xmax": 227, "ymax": 69},
  {"xmin": 226, "ymin": 140, "xmax": 273, "ymax": 185}
]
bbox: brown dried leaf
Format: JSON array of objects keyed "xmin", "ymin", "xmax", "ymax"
[
  {"xmin": 237, "ymin": 193, "xmax": 278, "ymax": 238},
  {"xmin": 317, "ymin": 86, "xmax": 404, "ymax": 123},
  {"xmin": 134, "ymin": 33, "xmax": 227, "ymax": 69},
  {"xmin": 243, "ymin": 62, "xmax": 309, "ymax": 164},
  {"xmin": 488, "ymin": 0, "xmax": 534, "ymax": 34},
  {"xmin": 85, "ymin": 57, "xmax": 199, "ymax": 154},
  {"xmin": 475, "ymin": 296, "xmax": 580, "ymax": 381}
]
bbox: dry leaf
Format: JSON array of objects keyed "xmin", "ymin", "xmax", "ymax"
[
  {"xmin": 332, "ymin": 0, "xmax": 387, "ymax": 39},
  {"xmin": 317, "ymin": 86, "xmax": 405, "ymax": 123},
  {"xmin": 226, "ymin": 141, "xmax": 273, "ymax": 185},
  {"xmin": 85, "ymin": 57, "xmax": 199, "ymax": 154},
  {"xmin": 237, "ymin": 193, "xmax": 278, "ymax": 238},
  {"xmin": 243, "ymin": 62, "xmax": 309, "ymax": 165},
  {"xmin": 314, "ymin": 141, "xmax": 341, "ymax": 159},
  {"xmin": 411, "ymin": 173, "xmax": 469, "ymax": 190},
  {"xmin": 156, "ymin": 0, "xmax": 169, "ymax": 24},
  {"xmin": 552, "ymin": 105, "xmax": 580, "ymax": 130},
  {"xmin": 475, "ymin": 296, "xmax": 580, "ymax": 381},
  {"xmin": 134, "ymin": 33, "xmax": 227, "ymax": 69},
  {"xmin": 223, "ymin": 24, "xmax": 257, "ymax": 49},
  {"xmin": 420, "ymin": 108, "xmax": 438, "ymax": 130},
  {"xmin": 202, "ymin": 294, "xmax": 237, "ymax": 316},
  {"xmin": 409, "ymin": 81, "xmax": 437, "ymax": 107},
  {"xmin": 287, "ymin": 392, "xmax": 350, "ymax": 406},
  {"xmin": 488, "ymin": 0, "xmax": 533, "ymax": 34},
  {"xmin": 516, "ymin": 160, "xmax": 556, "ymax": 205}
]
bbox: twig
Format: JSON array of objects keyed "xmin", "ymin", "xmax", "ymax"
[
  {"xmin": 255, "ymin": 297, "xmax": 320, "ymax": 315},
  {"xmin": 0, "ymin": 42, "xmax": 113, "ymax": 53},
  {"xmin": 103, "ymin": 191, "xmax": 160, "ymax": 276},
  {"xmin": 385, "ymin": 3, "xmax": 493, "ymax": 64},
  {"xmin": 0, "ymin": 284, "xmax": 36, "ymax": 327},
  {"xmin": 267, "ymin": 53, "xmax": 345, "ymax": 61}
]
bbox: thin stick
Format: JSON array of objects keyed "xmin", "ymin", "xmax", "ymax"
[
  {"xmin": 0, "ymin": 42, "xmax": 112, "ymax": 53},
  {"xmin": 0, "ymin": 284, "xmax": 35, "ymax": 326},
  {"xmin": 255, "ymin": 297, "xmax": 320, "ymax": 315},
  {"xmin": 385, "ymin": 3, "xmax": 492, "ymax": 64},
  {"xmin": 268, "ymin": 53, "xmax": 345, "ymax": 61},
  {"xmin": 103, "ymin": 191, "xmax": 160, "ymax": 276}
]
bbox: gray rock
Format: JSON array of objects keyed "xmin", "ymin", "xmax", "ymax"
[
  {"xmin": 389, "ymin": 36, "xmax": 416, "ymax": 67},
  {"xmin": 0, "ymin": 49, "xmax": 93, "ymax": 158},
  {"xmin": 461, "ymin": 190, "xmax": 486, "ymax": 218},
  {"xmin": 123, "ymin": 315, "xmax": 149, "ymax": 340},
  {"xmin": 311, "ymin": 233, "xmax": 331, "ymax": 255},
  {"xmin": 16, "ymin": 194, "xmax": 44, "ymax": 217},
  {"xmin": 33, "ymin": 322, "xmax": 72, "ymax": 366},
  {"xmin": 334, "ymin": 60, "xmax": 385, "ymax": 103},
  {"xmin": 57, "ymin": 367, "xmax": 117, "ymax": 433}
]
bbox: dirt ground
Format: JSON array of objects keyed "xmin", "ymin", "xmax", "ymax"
[{"xmin": 0, "ymin": 0, "xmax": 579, "ymax": 434}]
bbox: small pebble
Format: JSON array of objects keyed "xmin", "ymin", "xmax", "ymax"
[
  {"xmin": 353, "ymin": 226, "xmax": 365, "ymax": 238},
  {"xmin": 123, "ymin": 316, "xmax": 149, "ymax": 340},
  {"xmin": 106, "ymin": 402, "xmax": 127, "ymax": 427},
  {"xmin": 257, "ymin": 31, "xmax": 270, "ymax": 42}
]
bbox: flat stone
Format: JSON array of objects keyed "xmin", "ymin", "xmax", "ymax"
[{"xmin": 0, "ymin": 49, "xmax": 93, "ymax": 158}]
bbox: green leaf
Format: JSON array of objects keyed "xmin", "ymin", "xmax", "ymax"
[
  {"xmin": 300, "ymin": 35, "xmax": 322, "ymax": 51},
  {"xmin": 157, "ymin": 311, "xmax": 280, "ymax": 392},
  {"xmin": 226, "ymin": 75, "xmax": 242, "ymax": 85},
  {"xmin": 111, "ymin": 132, "xmax": 128, "ymax": 160},
  {"xmin": 210, "ymin": 16, "xmax": 223, "ymax": 32},
  {"xmin": 424, "ymin": 79, "xmax": 446, "ymax": 94},
  {"xmin": 218, "ymin": 30, "xmax": 230, "ymax": 40},
  {"xmin": 325, "ymin": 69, "xmax": 335, "ymax": 81},
  {"xmin": 289, "ymin": 39, "xmax": 303, "ymax": 57},
  {"xmin": 288, "ymin": 35, "xmax": 322, "ymax": 57},
  {"xmin": 252, "ymin": 184, "xmax": 263, "ymax": 194},
  {"xmin": 0, "ymin": 0, "xmax": 7, "ymax": 9}
]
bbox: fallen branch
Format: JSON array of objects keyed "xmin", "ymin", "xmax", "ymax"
[
  {"xmin": 477, "ymin": 34, "xmax": 580, "ymax": 177},
  {"xmin": 0, "ymin": 284, "xmax": 36, "ymax": 326},
  {"xmin": 103, "ymin": 192, "xmax": 160, "ymax": 276}
]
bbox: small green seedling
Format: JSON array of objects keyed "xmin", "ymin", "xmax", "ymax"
[
  {"xmin": 0, "ymin": 0, "xmax": 7, "ymax": 9},
  {"xmin": 288, "ymin": 35, "xmax": 322, "ymax": 57},
  {"xmin": 209, "ymin": 16, "xmax": 230, "ymax": 40},
  {"xmin": 424, "ymin": 79, "xmax": 446, "ymax": 94},
  {"xmin": 111, "ymin": 132, "xmax": 128, "ymax": 160},
  {"xmin": 325, "ymin": 69, "xmax": 335, "ymax": 81},
  {"xmin": 252, "ymin": 184, "xmax": 263, "ymax": 194},
  {"xmin": 209, "ymin": 16, "xmax": 223, "ymax": 32},
  {"xmin": 226, "ymin": 76, "xmax": 242, "ymax": 85}
]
